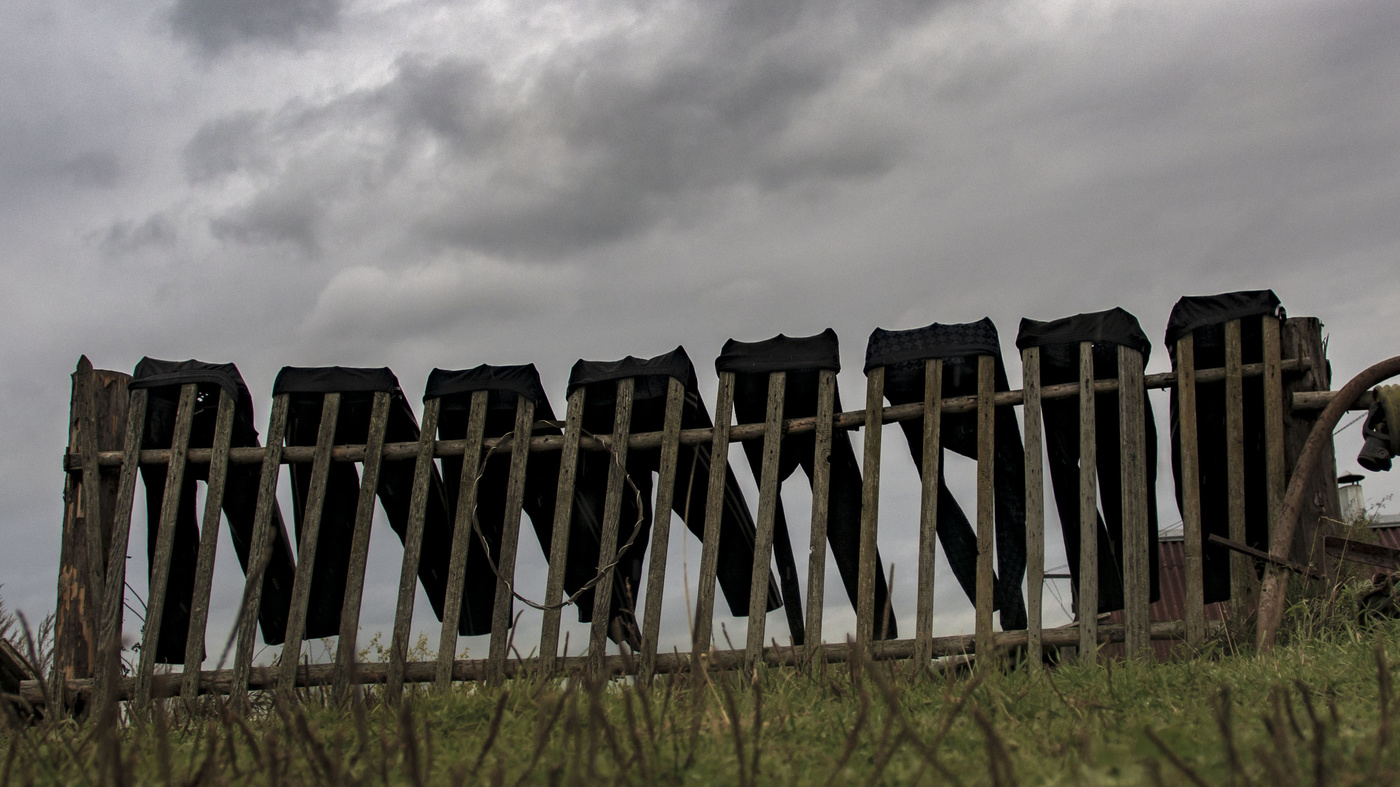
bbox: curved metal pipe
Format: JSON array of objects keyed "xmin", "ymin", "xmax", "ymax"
[{"xmin": 1256, "ymin": 355, "xmax": 1400, "ymax": 652}]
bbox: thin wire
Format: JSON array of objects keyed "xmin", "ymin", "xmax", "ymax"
[
  {"xmin": 467, "ymin": 419, "xmax": 648, "ymax": 613},
  {"xmin": 1042, "ymin": 564, "xmax": 1075, "ymax": 620},
  {"xmin": 1335, "ymin": 412, "xmax": 1366, "ymax": 436}
]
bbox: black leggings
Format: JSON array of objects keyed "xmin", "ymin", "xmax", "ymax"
[
  {"xmin": 433, "ymin": 389, "xmax": 564, "ymax": 637},
  {"xmin": 567, "ymin": 356, "xmax": 785, "ymax": 644},
  {"xmin": 279, "ymin": 374, "xmax": 455, "ymax": 641},
  {"xmin": 135, "ymin": 362, "xmax": 297, "ymax": 663},
  {"xmin": 729, "ymin": 369, "xmax": 897, "ymax": 640},
  {"xmin": 1169, "ymin": 318, "xmax": 1272, "ymax": 604},
  {"xmin": 881, "ymin": 357, "xmax": 1029, "ymax": 631},
  {"xmin": 1036, "ymin": 343, "xmax": 1161, "ymax": 614}
]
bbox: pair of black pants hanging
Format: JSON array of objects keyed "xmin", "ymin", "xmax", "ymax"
[
  {"xmin": 865, "ymin": 319, "xmax": 1029, "ymax": 631},
  {"xmin": 132, "ymin": 358, "xmax": 297, "ymax": 663},
  {"xmin": 275, "ymin": 367, "xmax": 455, "ymax": 640},
  {"xmin": 1016, "ymin": 308, "xmax": 1161, "ymax": 615},
  {"xmin": 567, "ymin": 347, "xmax": 783, "ymax": 644},
  {"xmin": 425, "ymin": 364, "xmax": 566, "ymax": 637},
  {"xmin": 717, "ymin": 329, "xmax": 896, "ymax": 640},
  {"xmin": 1165, "ymin": 290, "xmax": 1283, "ymax": 604}
]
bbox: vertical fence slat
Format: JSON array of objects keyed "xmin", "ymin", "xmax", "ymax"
[
  {"xmin": 232, "ymin": 394, "xmax": 290, "ymax": 706},
  {"xmin": 745, "ymin": 372, "xmax": 787, "ymax": 669},
  {"xmin": 640, "ymin": 378, "xmax": 686, "ymax": 683},
  {"xmin": 1224, "ymin": 319, "xmax": 1250, "ymax": 611},
  {"xmin": 857, "ymin": 368, "xmax": 886, "ymax": 649},
  {"xmin": 975, "ymin": 355, "xmax": 995, "ymax": 665},
  {"xmin": 803, "ymin": 369, "xmax": 836, "ymax": 666},
  {"xmin": 333, "ymin": 392, "xmax": 392, "ymax": 700},
  {"xmin": 913, "ymin": 360, "xmax": 944, "ymax": 665},
  {"xmin": 181, "ymin": 389, "xmax": 237, "ymax": 700},
  {"xmin": 588, "ymin": 379, "xmax": 635, "ymax": 674},
  {"xmin": 1021, "ymin": 349, "xmax": 1044, "ymax": 670},
  {"xmin": 278, "ymin": 393, "xmax": 341, "ymax": 693},
  {"xmin": 386, "ymin": 398, "xmax": 442, "ymax": 702},
  {"xmin": 1078, "ymin": 342, "xmax": 1098, "ymax": 665},
  {"xmin": 1176, "ymin": 335, "xmax": 1206, "ymax": 649},
  {"xmin": 693, "ymin": 372, "xmax": 735, "ymax": 659},
  {"xmin": 95, "ymin": 389, "xmax": 147, "ymax": 709},
  {"xmin": 75, "ymin": 363, "xmax": 106, "ymax": 626},
  {"xmin": 1263, "ymin": 316, "xmax": 1285, "ymax": 550},
  {"xmin": 538, "ymin": 389, "xmax": 583, "ymax": 677},
  {"xmin": 487, "ymin": 397, "xmax": 535, "ymax": 684},
  {"xmin": 135, "ymin": 383, "xmax": 198, "ymax": 711},
  {"xmin": 1118, "ymin": 346, "xmax": 1150, "ymax": 660},
  {"xmin": 437, "ymin": 391, "xmax": 488, "ymax": 688}
]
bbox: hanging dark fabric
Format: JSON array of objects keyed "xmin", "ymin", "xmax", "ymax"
[
  {"xmin": 1165, "ymin": 290, "xmax": 1283, "ymax": 604},
  {"xmin": 1016, "ymin": 307, "xmax": 1162, "ymax": 615},
  {"xmin": 273, "ymin": 366, "xmax": 455, "ymax": 640},
  {"xmin": 131, "ymin": 357, "xmax": 297, "ymax": 664},
  {"xmin": 865, "ymin": 318, "xmax": 1029, "ymax": 630},
  {"xmin": 567, "ymin": 346, "xmax": 784, "ymax": 645},
  {"xmin": 718, "ymin": 329, "xmax": 897, "ymax": 640},
  {"xmin": 424, "ymin": 363, "xmax": 563, "ymax": 637}
]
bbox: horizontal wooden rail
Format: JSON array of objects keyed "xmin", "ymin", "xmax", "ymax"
[
  {"xmin": 19, "ymin": 620, "xmax": 1210, "ymax": 706},
  {"xmin": 64, "ymin": 358, "xmax": 1312, "ymax": 471},
  {"xmin": 1289, "ymin": 389, "xmax": 1374, "ymax": 411}
]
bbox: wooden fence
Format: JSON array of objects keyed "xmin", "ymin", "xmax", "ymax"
[{"xmin": 27, "ymin": 314, "xmax": 1353, "ymax": 713}]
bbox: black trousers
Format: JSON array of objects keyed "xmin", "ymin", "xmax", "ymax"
[
  {"xmin": 434, "ymin": 386, "xmax": 564, "ymax": 637},
  {"xmin": 568, "ymin": 365, "xmax": 785, "ymax": 645},
  {"xmin": 1169, "ymin": 318, "xmax": 1271, "ymax": 604},
  {"xmin": 881, "ymin": 357, "xmax": 1029, "ymax": 631},
  {"xmin": 729, "ymin": 370, "xmax": 897, "ymax": 640},
  {"xmin": 1036, "ymin": 343, "xmax": 1161, "ymax": 614},
  {"xmin": 281, "ymin": 384, "xmax": 455, "ymax": 641},
  {"xmin": 135, "ymin": 363, "xmax": 297, "ymax": 664}
]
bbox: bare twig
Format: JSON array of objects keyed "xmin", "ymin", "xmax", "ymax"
[{"xmin": 1143, "ymin": 727, "xmax": 1210, "ymax": 787}]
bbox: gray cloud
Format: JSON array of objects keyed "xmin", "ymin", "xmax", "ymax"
[
  {"xmin": 209, "ymin": 178, "xmax": 325, "ymax": 256},
  {"xmin": 169, "ymin": 0, "xmax": 342, "ymax": 55},
  {"xmin": 97, "ymin": 213, "xmax": 177, "ymax": 254},
  {"xmin": 182, "ymin": 111, "xmax": 270, "ymax": 183},
  {"xmin": 57, "ymin": 149, "xmax": 121, "ymax": 188},
  {"xmin": 195, "ymin": 0, "xmax": 942, "ymax": 259}
]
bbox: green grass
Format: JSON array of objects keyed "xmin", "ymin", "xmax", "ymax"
[{"xmin": 5, "ymin": 592, "xmax": 1400, "ymax": 785}]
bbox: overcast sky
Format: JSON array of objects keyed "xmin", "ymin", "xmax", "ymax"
[{"xmin": 4, "ymin": 0, "xmax": 1399, "ymax": 662}]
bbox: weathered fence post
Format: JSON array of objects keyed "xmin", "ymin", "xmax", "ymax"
[
  {"xmin": 1118, "ymin": 345, "xmax": 1151, "ymax": 660},
  {"xmin": 1280, "ymin": 318, "xmax": 1340, "ymax": 565},
  {"xmin": 1175, "ymin": 336, "xmax": 1206, "ymax": 650},
  {"xmin": 975, "ymin": 354, "xmax": 996, "ymax": 666},
  {"xmin": 856, "ymin": 368, "xmax": 884, "ymax": 650},
  {"xmin": 1076, "ymin": 343, "xmax": 1098, "ymax": 665},
  {"xmin": 803, "ymin": 370, "xmax": 836, "ymax": 668},
  {"xmin": 914, "ymin": 360, "xmax": 944, "ymax": 666},
  {"xmin": 1021, "ymin": 351, "xmax": 1043, "ymax": 670},
  {"xmin": 53, "ymin": 357, "xmax": 129, "ymax": 713}
]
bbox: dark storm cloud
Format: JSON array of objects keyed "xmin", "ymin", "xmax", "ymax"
[
  {"xmin": 210, "ymin": 180, "xmax": 325, "ymax": 256},
  {"xmin": 182, "ymin": 111, "xmax": 270, "ymax": 183},
  {"xmin": 57, "ymin": 149, "xmax": 121, "ymax": 188},
  {"xmin": 197, "ymin": 0, "xmax": 944, "ymax": 259},
  {"xmin": 97, "ymin": 213, "xmax": 177, "ymax": 254},
  {"xmin": 168, "ymin": 0, "xmax": 342, "ymax": 55}
]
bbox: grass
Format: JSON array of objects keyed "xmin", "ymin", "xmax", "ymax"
[{"xmin": 3, "ymin": 583, "xmax": 1400, "ymax": 785}]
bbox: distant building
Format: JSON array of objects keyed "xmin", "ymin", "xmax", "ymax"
[{"xmin": 1098, "ymin": 508, "xmax": 1398, "ymax": 661}]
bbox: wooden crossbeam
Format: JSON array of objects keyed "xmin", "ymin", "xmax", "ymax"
[{"xmin": 63, "ymin": 359, "xmax": 1318, "ymax": 471}]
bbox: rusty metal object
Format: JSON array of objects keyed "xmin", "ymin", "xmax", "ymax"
[
  {"xmin": 1257, "ymin": 355, "xmax": 1400, "ymax": 652},
  {"xmin": 1207, "ymin": 534, "xmax": 1322, "ymax": 580},
  {"xmin": 1324, "ymin": 536, "xmax": 1400, "ymax": 573}
]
